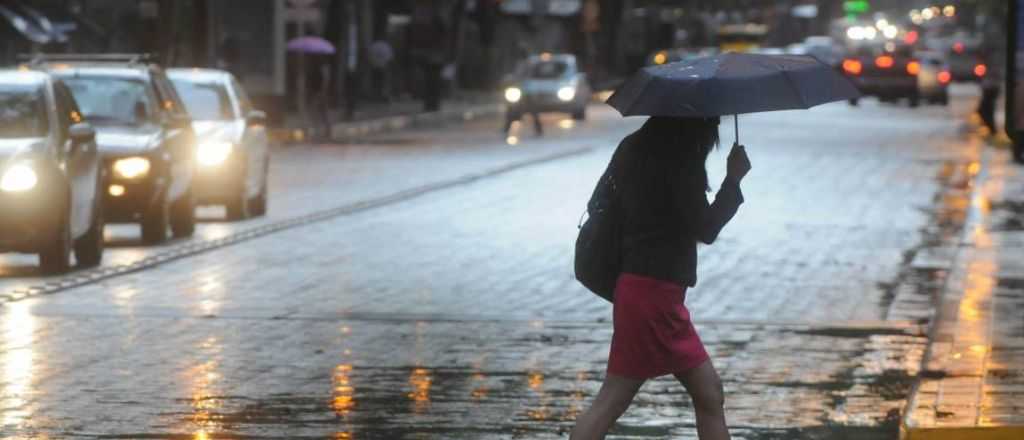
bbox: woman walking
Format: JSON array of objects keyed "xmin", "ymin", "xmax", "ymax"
[{"xmin": 571, "ymin": 116, "xmax": 751, "ymax": 440}]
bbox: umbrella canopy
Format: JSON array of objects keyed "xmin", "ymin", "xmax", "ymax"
[
  {"xmin": 607, "ymin": 53, "xmax": 860, "ymax": 118},
  {"xmin": 286, "ymin": 36, "xmax": 336, "ymax": 54}
]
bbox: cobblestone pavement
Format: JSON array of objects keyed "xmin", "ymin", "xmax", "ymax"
[{"xmin": 0, "ymin": 87, "xmax": 992, "ymax": 439}]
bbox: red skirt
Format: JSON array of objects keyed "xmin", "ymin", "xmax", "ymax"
[{"xmin": 607, "ymin": 273, "xmax": 710, "ymax": 379}]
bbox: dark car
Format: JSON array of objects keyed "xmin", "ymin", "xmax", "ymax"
[
  {"xmin": 168, "ymin": 68, "xmax": 270, "ymax": 220},
  {"xmin": 842, "ymin": 45, "xmax": 921, "ymax": 107},
  {"xmin": 32, "ymin": 55, "xmax": 197, "ymax": 244},
  {"xmin": 0, "ymin": 69, "xmax": 104, "ymax": 273}
]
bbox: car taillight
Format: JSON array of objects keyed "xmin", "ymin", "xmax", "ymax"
[
  {"xmin": 953, "ymin": 42, "xmax": 965, "ymax": 54},
  {"xmin": 905, "ymin": 30, "xmax": 919, "ymax": 45},
  {"xmin": 876, "ymin": 55, "xmax": 894, "ymax": 69},
  {"xmin": 938, "ymin": 71, "xmax": 952, "ymax": 84},
  {"xmin": 907, "ymin": 61, "xmax": 921, "ymax": 75},
  {"xmin": 975, "ymin": 64, "xmax": 987, "ymax": 77},
  {"xmin": 843, "ymin": 59, "xmax": 863, "ymax": 75}
]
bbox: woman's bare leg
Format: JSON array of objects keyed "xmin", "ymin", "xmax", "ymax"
[
  {"xmin": 675, "ymin": 360, "xmax": 730, "ymax": 440},
  {"xmin": 569, "ymin": 373, "xmax": 645, "ymax": 440}
]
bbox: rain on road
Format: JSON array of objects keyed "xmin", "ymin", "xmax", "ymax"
[{"xmin": 0, "ymin": 87, "xmax": 988, "ymax": 439}]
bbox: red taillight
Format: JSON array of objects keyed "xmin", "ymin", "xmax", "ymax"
[
  {"xmin": 938, "ymin": 71, "xmax": 952, "ymax": 84},
  {"xmin": 907, "ymin": 61, "xmax": 921, "ymax": 75},
  {"xmin": 843, "ymin": 59, "xmax": 863, "ymax": 75},
  {"xmin": 953, "ymin": 42, "xmax": 965, "ymax": 54},
  {"xmin": 905, "ymin": 30, "xmax": 919, "ymax": 45},
  {"xmin": 975, "ymin": 64, "xmax": 988, "ymax": 77},
  {"xmin": 876, "ymin": 55, "xmax": 894, "ymax": 69}
]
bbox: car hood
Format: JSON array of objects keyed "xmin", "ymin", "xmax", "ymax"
[
  {"xmin": 0, "ymin": 138, "xmax": 48, "ymax": 165},
  {"xmin": 192, "ymin": 120, "xmax": 244, "ymax": 143},
  {"xmin": 94, "ymin": 125, "xmax": 161, "ymax": 155}
]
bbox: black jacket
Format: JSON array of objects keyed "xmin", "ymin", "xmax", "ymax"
[{"xmin": 612, "ymin": 131, "xmax": 744, "ymax": 288}]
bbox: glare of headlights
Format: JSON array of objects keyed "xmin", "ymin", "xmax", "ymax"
[
  {"xmin": 0, "ymin": 164, "xmax": 38, "ymax": 192},
  {"xmin": 882, "ymin": 25, "xmax": 899, "ymax": 40},
  {"xmin": 504, "ymin": 87, "xmax": 522, "ymax": 103},
  {"xmin": 557, "ymin": 86, "xmax": 576, "ymax": 102},
  {"xmin": 197, "ymin": 141, "xmax": 233, "ymax": 166},
  {"xmin": 113, "ymin": 157, "xmax": 151, "ymax": 179}
]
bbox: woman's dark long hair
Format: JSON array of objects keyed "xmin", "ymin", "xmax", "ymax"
[{"xmin": 634, "ymin": 116, "xmax": 720, "ymax": 191}]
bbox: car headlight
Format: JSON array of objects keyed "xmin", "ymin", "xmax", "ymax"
[
  {"xmin": 113, "ymin": 157, "xmax": 151, "ymax": 179},
  {"xmin": 197, "ymin": 141, "xmax": 233, "ymax": 167},
  {"xmin": 505, "ymin": 87, "xmax": 522, "ymax": 103},
  {"xmin": 0, "ymin": 164, "xmax": 38, "ymax": 192},
  {"xmin": 557, "ymin": 86, "xmax": 576, "ymax": 102}
]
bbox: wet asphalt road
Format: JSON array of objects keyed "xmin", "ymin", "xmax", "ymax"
[{"xmin": 0, "ymin": 86, "xmax": 989, "ymax": 439}]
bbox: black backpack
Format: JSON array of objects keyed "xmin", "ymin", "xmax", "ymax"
[{"xmin": 574, "ymin": 163, "xmax": 622, "ymax": 303}]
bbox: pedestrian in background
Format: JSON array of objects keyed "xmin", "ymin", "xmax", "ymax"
[
  {"xmin": 978, "ymin": 47, "xmax": 1004, "ymax": 136},
  {"xmin": 409, "ymin": 8, "xmax": 447, "ymax": 112},
  {"xmin": 570, "ymin": 117, "xmax": 750, "ymax": 440},
  {"xmin": 307, "ymin": 55, "xmax": 332, "ymax": 142},
  {"xmin": 369, "ymin": 39, "xmax": 394, "ymax": 103}
]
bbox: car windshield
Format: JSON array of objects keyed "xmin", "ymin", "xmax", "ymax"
[
  {"xmin": 170, "ymin": 79, "xmax": 235, "ymax": 121},
  {"xmin": 529, "ymin": 60, "xmax": 569, "ymax": 79},
  {"xmin": 60, "ymin": 76, "xmax": 158, "ymax": 126},
  {"xmin": 0, "ymin": 84, "xmax": 48, "ymax": 138}
]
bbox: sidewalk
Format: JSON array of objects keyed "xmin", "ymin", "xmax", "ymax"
[
  {"xmin": 901, "ymin": 130, "xmax": 1024, "ymax": 439},
  {"xmin": 275, "ymin": 92, "xmax": 502, "ymax": 143}
]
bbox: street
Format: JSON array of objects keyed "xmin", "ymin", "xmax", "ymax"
[{"xmin": 0, "ymin": 87, "xmax": 990, "ymax": 439}]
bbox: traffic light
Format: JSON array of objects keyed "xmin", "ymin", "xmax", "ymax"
[{"xmin": 844, "ymin": 0, "xmax": 870, "ymax": 18}]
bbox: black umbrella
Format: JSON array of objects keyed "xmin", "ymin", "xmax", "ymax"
[{"xmin": 606, "ymin": 53, "xmax": 861, "ymax": 143}]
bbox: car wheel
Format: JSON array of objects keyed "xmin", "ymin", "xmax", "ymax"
[
  {"xmin": 73, "ymin": 198, "xmax": 104, "ymax": 267},
  {"xmin": 40, "ymin": 205, "xmax": 72, "ymax": 274},
  {"xmin": 572, "ymin": 107, "xmax": 586, "ymax": 121},
  {"xmin": 170, "ymin": 185, "xmax": 196, "ymax": 238},
  {"xmin": 249, "ymin": 163, "xmax": 269, "ymax": 217},
  {"xmin": 225, "ymin": 184, "xmax": 250, "ymax": 221},
  {"xmin": 1014, "ymin": 142, "xmax": 1024, "ymax": 164},
  {"xmin": 848, "ymin": 98, "xmax": 859, "ymax": 106},
  {"xmin": 909, "ymin": 95, "xmax": 920, "ymax": 108},
  {"xmin": 141, "ymin": 192, "xmax": 170, "ymax": 244}
]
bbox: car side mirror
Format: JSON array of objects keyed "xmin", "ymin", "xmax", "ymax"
[
  {"xmin": 246, "ymin": 110, "xmax": 267, "ymax": 126},
  {"xmin": 69, "ymin": 122, "xmax": 96, "ymax": 143}
]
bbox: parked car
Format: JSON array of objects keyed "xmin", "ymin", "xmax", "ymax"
[
  {"xmin": 915, "ymin": 50, "xmax": 952, "ymax": 105},
  {"xmin": 0, "ymin": 69, "xmax": 104, "ymax": 272},
  {"xmin": 168, "ymin": 68, "xmax": 270, "ymax": 220},
  {"xmin": 842, "ymin": 45, "xmax": 921, "ymax": 107},
  {"xmin": 503, "ymin": 53, "xmax": 591, "ymax": 123},
  {"xmin": 31, "ymin": 54, "xmax": 197, "ymax": 244}
]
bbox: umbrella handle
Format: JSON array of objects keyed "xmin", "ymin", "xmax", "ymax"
[{"xmin": 734, "ymin": 114, "xmax": 739, "ymax": 146}]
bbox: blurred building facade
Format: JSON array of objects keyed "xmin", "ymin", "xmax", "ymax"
[{"xmin": 3, "ymin": 0, "xmax": 935, "ymax": 122}]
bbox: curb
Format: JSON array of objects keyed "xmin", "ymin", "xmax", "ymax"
[
  {"xmin": 901, "ymin": 427, "xmax": 1024, "ymax": 440},
  {"xmin": 900, "ymin": 131, "xmax": 1023, "ymax": 438},
  {"xmin": 270, "ymin": 102, "xmax": 503, "ymax": 143},
  {"xmin": 330, "ymin": 102, "xmax": 503, "ymax": 141}
]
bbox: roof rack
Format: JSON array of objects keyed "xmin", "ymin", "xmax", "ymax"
[{"xmin": 16, "ymin": 53, "xmax": 157, "ymax": 65}]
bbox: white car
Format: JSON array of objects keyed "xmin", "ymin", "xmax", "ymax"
[
  {"xmin": 503, "ymin": 54, "xmax": 591, "ymax": 121},
  {"xmin": 168, "ymin": 68, "xmax": 270, "ymax": 220}
]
